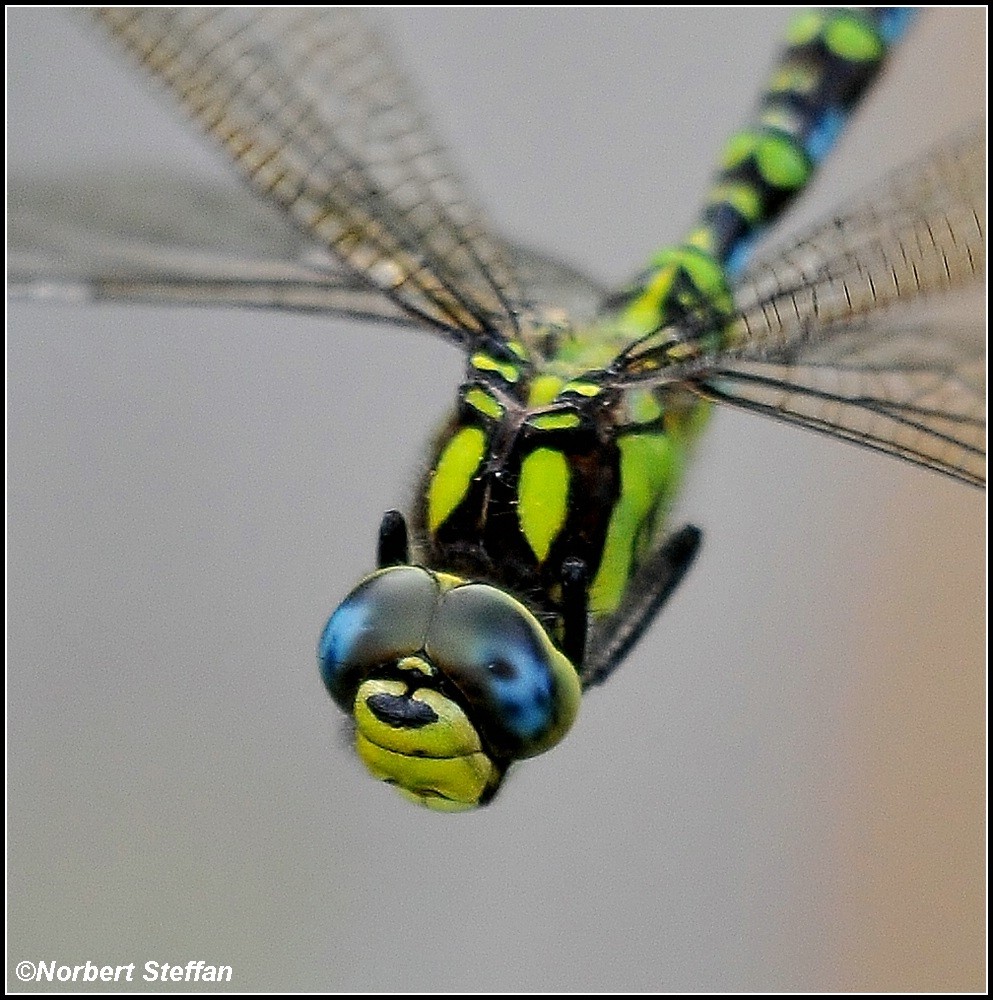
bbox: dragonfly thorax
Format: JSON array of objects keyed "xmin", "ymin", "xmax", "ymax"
[{"xmin": 417, "ymin": 353, "xmax": 707, "ymax": 631}]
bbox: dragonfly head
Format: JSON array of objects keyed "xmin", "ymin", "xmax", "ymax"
[{"xmin": 319, "ymin": 564, "xmax": 582, "ymax": 811}]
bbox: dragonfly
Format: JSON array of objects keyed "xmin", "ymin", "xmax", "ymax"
[{"xmin": 9, "ymin": 9, "xmax": 985, "ymax": 811}]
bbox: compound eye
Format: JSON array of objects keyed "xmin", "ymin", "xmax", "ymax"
[
  {"xmin": 318, "ymin": 566, "xmax": 439, "ymax": 710},
  {"xmin": 426, "ymin": 584, "xmax": 580, "ymax": 758}
]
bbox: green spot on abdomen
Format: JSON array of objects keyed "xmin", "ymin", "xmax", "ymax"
[
  {"xmin": 826, "ymin": 13, "xmax": 883, "ymax": 62},
  {"xmin": 786, "ymin": 9, "xmax": 824, "ymax": 46},
  {"xmin": 707, "ymin": 182, "xmax": 764, "ymax": 224},
  {"xmin": 757, "ymin": 132, "xmax": 810, "ymax": 189},
  {"xmin": 723, "ymin": 130, "xmax": 810, "ymax": 190},
  {"xmin": 428, "ymin": 426, "xmax": 487, "ymax": 534},
  {"xmin": 518, "ymin": 447, "xmax": 570, "ymax": 564},
  {"xmin": 768, "ymin": 63, "xmax": 818, "ymax": 97}
]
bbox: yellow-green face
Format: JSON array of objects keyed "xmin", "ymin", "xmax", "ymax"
[{"xmin": 319, "ymin": 567, "xmax": 582, "ymax": 811}]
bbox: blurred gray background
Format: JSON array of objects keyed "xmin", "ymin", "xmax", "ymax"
[{"xmin": 8, "ymin": 8, "xmax": 984, "ymax": 992}]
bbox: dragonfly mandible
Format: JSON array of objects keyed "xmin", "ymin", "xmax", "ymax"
[{"xmin": 9, "ymin": 8, "xmax": 985, "ymax": 812}]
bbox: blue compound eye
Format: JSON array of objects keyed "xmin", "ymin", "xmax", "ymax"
[
  {"xmin": 425, "ymin": 584, "xmax": 580, "ymax": 758},
  {"xmin": 319, "ymin": 566, "xmax": 439, "ymax": 710}
]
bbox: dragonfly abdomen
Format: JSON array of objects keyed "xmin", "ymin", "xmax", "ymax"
[
  {"xmin": 613, "ymin": 7, "xmax": 917, "ymax": 344},
  {"xmin": 694, "ymin": 7, "xmax": 915, "ymax": 272}
]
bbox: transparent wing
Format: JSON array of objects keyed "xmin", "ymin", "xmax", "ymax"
[
  {"xmin": 726, "ymin": 125, "xmax": 984, "ymax": 358},
  {"xmin": 702, "ymin": 312, "xmax": 986, "ymax": 485},
  {"xmin": 506, "ymin": 244, "xmax": 610, "ymax": 331},
  {"xmin": 87, "ymin": 7, "xmax": 536, "ymax": 346},
  {"xmin": 10, "ymin": 172, "xmax": 609, "ymax": 329},
  {"xmin": 9, "ymin": 174, "xmax": 415, "ymax": 325},
  {"xmin": 610, "ymin": 127, "xmax": 986, "ymax": 486}
]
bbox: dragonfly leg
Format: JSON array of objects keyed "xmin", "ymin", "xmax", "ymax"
[
  {"xmin": 377, "ymin": 509, "xmax": 410, "ymax": 568},
  {"xmin": 559, "ymin": 556, "xmax": 590, "ymax": 671},
  {"xmin": 580, "ymin": 525, "xmax": 702, "ymax": 689}
]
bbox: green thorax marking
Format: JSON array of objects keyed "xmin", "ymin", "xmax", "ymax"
[
  {"xmin": 415, "ymin": 218, "xmax": 734, "ymax": 644},
  {"xmin": 415, "ymin": 193, "xmax": 734, "ymax": 647},
  {"xmin": 417, "ymin": 301, "xmax": 713, "ymax": 636}
]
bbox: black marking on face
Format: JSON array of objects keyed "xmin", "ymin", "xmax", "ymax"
[{"xmin": 365, "ymin": 692, "xmax": 439, "ymax": 729}]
